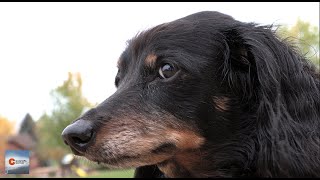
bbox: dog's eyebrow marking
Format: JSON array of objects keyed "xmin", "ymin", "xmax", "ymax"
[
  {"xmin": 145, "ymin": 53, "xmax": 157, "ymax": 68},
  {"xmin": 212, "ymin": 96, "xmax": 229, "ymax": 111}
]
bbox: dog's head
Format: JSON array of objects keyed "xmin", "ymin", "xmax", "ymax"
[{"xmin": 61, "ymin": 11, "xmax": 320, "ymax": 177}]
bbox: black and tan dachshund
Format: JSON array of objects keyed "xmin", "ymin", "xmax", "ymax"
[{"xmin": 62, "ymin": 11, "xmax": 320, "ymax": 178}]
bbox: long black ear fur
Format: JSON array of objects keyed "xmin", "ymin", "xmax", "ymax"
[{"xmin": 221, "ymin": 23, "xmax": 320, "ymax": 177}]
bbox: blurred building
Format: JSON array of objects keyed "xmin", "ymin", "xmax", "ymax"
[
  {"xmin": 0, "ymin": 114, "xmax": 40, "ymax": 173},
  {"xmin": 6, "ymin": 133, "xmax": 39, "ymax": 169}
]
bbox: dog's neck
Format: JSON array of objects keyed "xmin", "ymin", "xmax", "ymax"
[
  {"xmin": 157, "ymin": 151, "xmax": 200, "ymax": 178},
  {"xmin": 156, "ymin": 150, "xmax": 223, "ymax": 178},
  {"xmin": 157, "ymin": 159, "xmax": 192, "ymax": 178}
]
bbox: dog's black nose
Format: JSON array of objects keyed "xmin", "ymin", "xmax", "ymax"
[{"xmin": 62, "ymin": 119, "xmax": 95, "ymax": 155}]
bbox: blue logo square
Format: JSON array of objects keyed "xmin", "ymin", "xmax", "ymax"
[{"xmin": 5, "ymin": 150, "xmax": 30, "ymax": 174}]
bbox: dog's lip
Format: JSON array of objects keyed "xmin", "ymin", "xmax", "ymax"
[
  {"xmin": 102, "ymin": 155, "xmax": 139, "ymax": 163},
  {"xmin": 85, "ymin": 142, "xmax": 177, "ymax": 166},
  {"xmin": 64, "ymin": 139, "xmax": 84, "ymax": 156},
  {"xmin": 88, "ymin": 150, "xmax": 176, "ymax": 167},
  {"xmin": 87, "ymin": 155, "xmax": 139, "ymax": 166},
  {"xmin": 70, "ymin": 146, "xmax": 85, "ymax": 156}
]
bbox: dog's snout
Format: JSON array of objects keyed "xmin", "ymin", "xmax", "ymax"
[{"xmin": 61, "ymin": 119, "xmax": 95, "ymax": 155}]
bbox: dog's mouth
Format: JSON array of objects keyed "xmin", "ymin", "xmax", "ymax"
[
  {"xmin": 64, "ymin": 115, "xmax": 205, "ymax": 169},
  {"xmin": 83, "ymin": 142, "xmax": 178, "ymax": 168},
  {"xmin": 91, "ymin": 155, "xmax": 140, "ymax": 166}
]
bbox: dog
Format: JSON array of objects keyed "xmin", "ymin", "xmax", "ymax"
[{"xmin": 62, "ymin": 11, "xmax": 320, "ymax": 178}]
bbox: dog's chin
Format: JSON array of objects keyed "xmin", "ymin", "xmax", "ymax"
[
  {"xmin": 81, "ymin": 139, "xmax": 182, "ymax": 168},
  {"xmin": 84, "ymin": 152, "xmax": 173, "ymax": 169},
  {"xmin": 87, "ymin": 156, "xmax": 170, "ymax": 169}
]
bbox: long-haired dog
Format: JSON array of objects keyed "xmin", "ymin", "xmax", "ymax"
[{"xmin": 62, "ymin": 11, "xmax": 320, "ymax": 177}]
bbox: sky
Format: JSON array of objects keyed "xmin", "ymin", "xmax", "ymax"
[{"xmin": 0, "ymin": 2, "xmax": 319, "ymax": 127}]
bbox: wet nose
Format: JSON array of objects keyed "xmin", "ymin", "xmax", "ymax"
[{"xmin": 61, "ymin": 119, "xmax": 95, "ymax": 155}]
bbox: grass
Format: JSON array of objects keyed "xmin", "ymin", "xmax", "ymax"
[{"xmin": 86, "ymin": 169, "xmax": 135, "ymax": 178}]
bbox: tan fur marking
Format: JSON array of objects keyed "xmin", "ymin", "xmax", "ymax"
[
  {"xmin": 175, "ymin": 151, "xmax": 201, "ymax": 169},
  {"xmin": 167, "ymin": 130, "xmax": 205, "ymax": 150},
  {"xmin": 145, "ymin": 54, "xmax": 157, "ymax": 68},
  {"xmin": 158, "ymin": 161, "xmax": 177, "ymax": 177},
  {"xmin": 85, "ymin": 112, "xmax": 205, "ymax": 169},
  {"xmin": 158, "ymin": 151, "xmax": 206, "ymax": 178},
  {"xmin": 212, "ymin": 96, "xmax": 229, "ymax": 111}
]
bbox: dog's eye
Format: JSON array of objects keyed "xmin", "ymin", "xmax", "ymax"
[{"xmin": 159, "ymin": 64, "xmax": 177, "ymax": 79}]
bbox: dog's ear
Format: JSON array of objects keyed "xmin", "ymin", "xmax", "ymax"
[
  {"xmin": 220, "ymin": 26, "xmax": 258, "ymax": 99},
  {"xmin": 222, "ymin": 28, "xmax": 252, "ymax": 70},
  {"xmin": 220, "ymin": 24, "xmax": 303, "ymax": 100},
  {"xmin": 134, "ymin": 165, "xmax": 164, "ymax": 178},
  {"xmin": 221, "ymin": 23, "xmax": 320, "ymax": 176}
]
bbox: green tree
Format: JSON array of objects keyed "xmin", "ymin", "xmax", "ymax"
[
  {"xmin": 36, "ymin": 72, "xmax": 92, "ymax": 161},
  {"xmin": 277, "ymin": 19, "xmax": 319, "ymax": 67}
]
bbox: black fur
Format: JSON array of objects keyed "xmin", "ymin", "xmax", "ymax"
[
  {"xmin": 131, "ymin": 11, "xmax": 320, "ymax": 177},
  {"xmin": 63, "ymin": 11, "xmax": 320, "ymax": 178}
]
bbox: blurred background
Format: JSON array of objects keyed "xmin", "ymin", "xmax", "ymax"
[{"xmin": 0, "ymin": 2, "xmax": 319, "ymax": 178}]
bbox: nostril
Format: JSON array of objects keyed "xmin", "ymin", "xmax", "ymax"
[
  {"xmin": 71, "ymin": 131, "xmax": 94, "ymax": 145},
  {"xmin": 71, "ymin": 136, "xmax": 85, "ymax": 145},
  {"xmin": 63, "ymin": 140, "xmax": 69, "ymax": 145}
]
